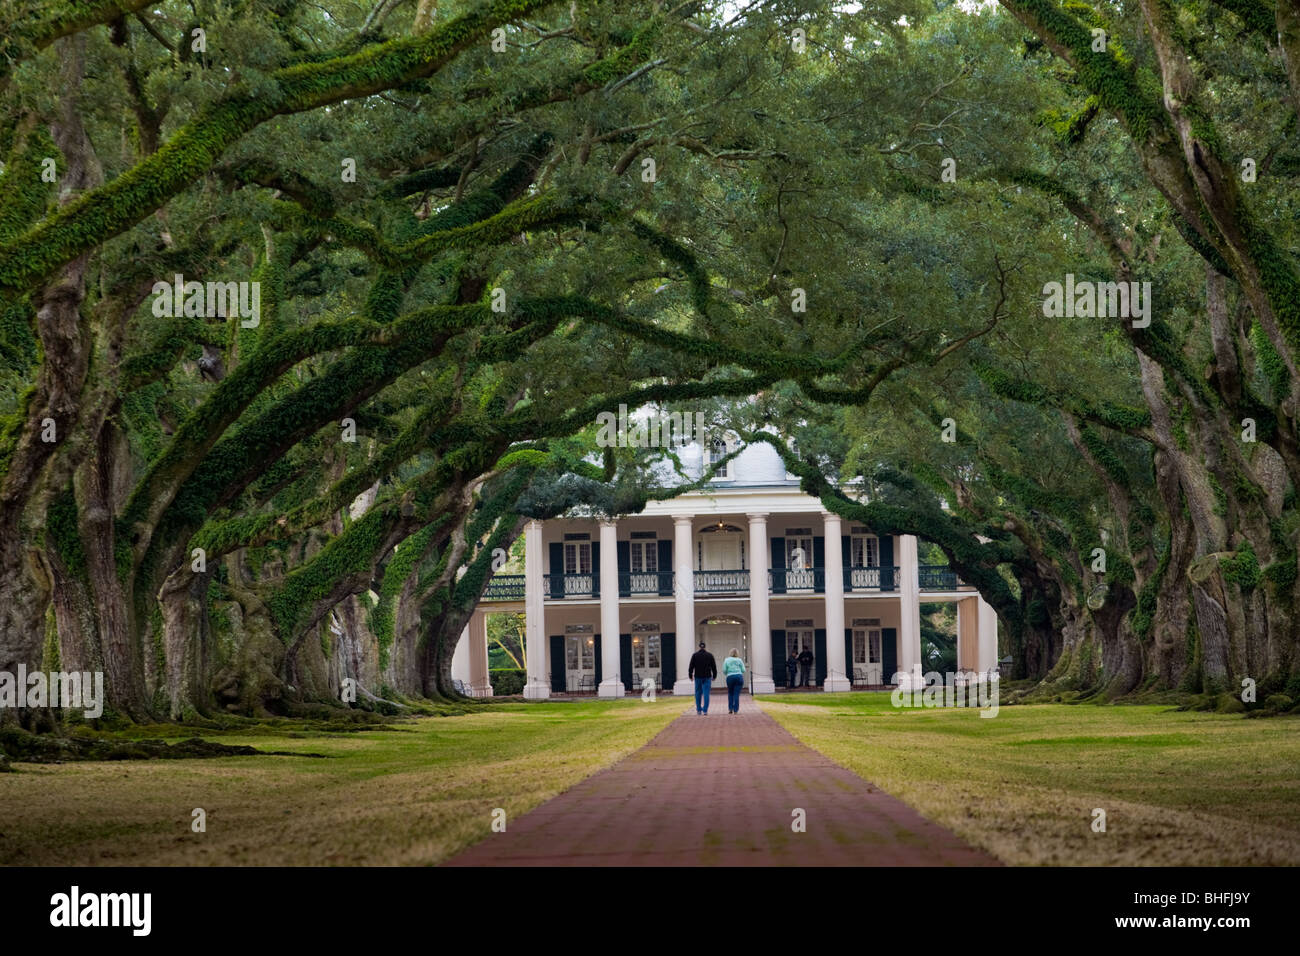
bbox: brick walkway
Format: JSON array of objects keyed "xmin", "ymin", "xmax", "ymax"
[{"xmin": 444, "ymin": 695, "xmax": 998, "ymax": 866}]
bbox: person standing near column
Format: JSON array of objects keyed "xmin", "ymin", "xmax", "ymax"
[
  {"xmin": 688, "ymin": 640, "xmax": 716, "ymax": 715},
  {"xmin": 723, "ymin": 648, "xmax": 746, "ymax": 714},
  {"xmin": 786, "ymin": 649, "xmax": 799, "ymax": 689}
]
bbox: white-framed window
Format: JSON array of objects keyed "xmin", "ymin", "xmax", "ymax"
[
  {"xmin": 564, "ymin": 539, "xmax": 591, "ymax": 575},
  {"xmin": 852, "ymin": 618, "xmax": 882, "ymax": 666},
  {"xmin": 785, "ymin": 620, "xmax": 814, "ymax": 657},
  {"xmin": 851, "ymin": 533, "xmax": 879, "ymax": 568},
  {"xmin": 631, "ymin": 623, "xmax": 661, "ymax": 669},
  {"xmin": 565, "ymin": 624, "xmax": 595, "ymax": 671},
  {"xmin": 708, "ymin": 436, "xmax": 730, "ymax": 478},
  {"xmin": 630, "ymin": 539, "xmax": 657, "ymax": 573},
  {"xmin": 785, "ymin": 528, "xmax": 813, "ymax": 570},
  {"xmin": 851, "ymin": 629, "xmax": 883, "ymax": 664}
]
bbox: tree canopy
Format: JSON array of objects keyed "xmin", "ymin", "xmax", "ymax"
[{"xmin": 2, "ymin": 0, "xmax": 1298, "ymax": 724}]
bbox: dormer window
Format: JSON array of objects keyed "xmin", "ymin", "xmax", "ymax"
[{"xmin": 708, "ymin": 437, "xmax": 731, "ymax": 479}]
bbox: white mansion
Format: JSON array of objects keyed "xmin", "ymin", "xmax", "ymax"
[{"xmin": 452, "ymin": 437, "xmax": 998, "ymax": 698}]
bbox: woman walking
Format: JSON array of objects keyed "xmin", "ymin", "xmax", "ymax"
[{"xmin": 723, "ymin": 648, "xmax": 746, "ymax": 715}]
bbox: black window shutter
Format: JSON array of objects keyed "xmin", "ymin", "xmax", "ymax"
[
  {"xmin": 616, "ymin": 540, "xmax": 631, "ymax": 597},
  {"xmin": 656, "ymin": 540, "xmax": 672, "ymax": 595},
  {"xmin": 770, "ymin": 629, "xmax": 786, "ymax": 686},
  {"xmin": 549, "ymin": 635, "xmax": 566, "ymax": 692},
  {"xmin": 845, "ymin": 628, "xmax": 855, "ymax": 684},
  {"xmin": 880, "ymin": 535, "xmax": 895, "ymax": 590},
  {"xmin": 594, "ymin": 633, "xmax": 602, "ymax": 683},
  {"xmin": 814, "ymin": 628, "xmax": 827, "ymax": 686},
  {"xmin": 620, "ymin": 634, "xmax": 633, "ymax": 691},
  {"xmin": 841, "ymin": 534, "xmax": 851, "ymax": 568},
  {"xmin": 591, "ymin": 542, "xmax": 600, "ymax": 597},
  {"xmin": 882, "ymin": 627, "xmax": 898, "ymax": 682},
  {"xmin": 548, "ymin": 542, "xmax": 564, "ymax": 599},
  {"xmin": 813, "ymin": 536, "xmax": 825, "ymax": 592},
  {"xmin": 661, "ymin": 633, "xmax": 676, "ymax": 687},
  {"xmin": 770, "ymin": 537, "xmax": 786, "ymax": 593}
]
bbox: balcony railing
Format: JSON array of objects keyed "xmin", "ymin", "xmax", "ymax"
[
  {"xmin": 769, "ymin": 567, "xmax": 825, "ymax": 593},
  {"xmin": 919, "ymin": 565, "xmax": 962, "ymax": 590},
  {"xmin": 547, "ymin": 572, "xmax": 597, "ymax": 599},
  {"xmin": 620, "ymin": 571, "xmax": 676, "ymax": 597},
  {"xmin": 785, "ymin": 567, "xmax": 822, "ymax": 591},
  {"xmin": 483, "ymin": 574, "xmax": 525, "ymax": 601},
  {"xmin": 483, "ymin": 563, "xmax": 967, "ymax": 601},
  {"xmin": 845, "ymin": 566, "xmax": 898, "ymax": 591},
  {"xmin": 695, "ymin": 569, "xmax": 750, "ymax": 593}
]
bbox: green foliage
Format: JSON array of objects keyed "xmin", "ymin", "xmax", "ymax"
[
  {"xmin": 488, "ymin": 668, "xmax": 525, "ymax": 695},
  {"xmin": 46, "ymin": 488, "xmax": 86, "ymax": 582},
  {"xmin": 1220, "ymin": 541, "xmax": 1261, "ymax": 592},
  {"xmin": 5, "ymin": 0, "xmax": 1300, "ymax": 720},
  {"xmin": 1132, "ymin": 536, "xmax": 1171, "ymax": 642}
]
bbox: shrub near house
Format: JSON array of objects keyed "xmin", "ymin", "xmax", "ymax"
[{"xmin": 490, "ymin": 670, "xmax": 526, "ymax": 696}]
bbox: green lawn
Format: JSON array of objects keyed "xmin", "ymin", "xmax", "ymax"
[
  {"xmin": 6, "ymin": 693, "xmax": 1295, "ymax": 867},
  {"xmin": 0, "ymin": 698, "xmax": 682, "ymax": 866},
  {"xmin": 757, "ymin": 692, "xmax": 1300, "ymax": 865}
]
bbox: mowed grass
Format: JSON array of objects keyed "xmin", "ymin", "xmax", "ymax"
[
  {"xmin": 0, "ymin": 698, "xmax": 683, "ymax": 866},
  {"xmin": 757, "ymin": 693, "xmax": 1300, "ymax": 866}
]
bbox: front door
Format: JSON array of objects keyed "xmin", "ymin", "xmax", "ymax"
[
  {"xmin": 629, "ymin": 540, "xmax": 658, "ymax": 595},
  {"xmin": 703, "ymin": 623, "xmax": 745, "ymax": 689},
  {"xmin": 564, "ymin": 541, "xmax": 592, "ymax": 596},
  {"xmin": 849, "ymin": 533, "xmax": 880, "ymax": 589},
  {"xmin": 785, "ymin": 531, "xmax": 814, "ymax": 590},
  {"xmin": 700, "ymin": 533, "xmax": 743, "ymax": 592},
  {"xmin": 786, "ymin": 628, "xmax": 815, "ymax": 686},
  {"xmin": 852, "ymin": 627, "xmax": 883, "ymax": 684},
  {"xmin": 630, "ymin": 631, "xmax": 661, "ymax": 691},
  {"xmin": 566, "ymin": 633, "xmax": 595, "ymax": 691},
  {"xmin": 703, "ymin": 535, "xmax": 740, "ymax": 570}
]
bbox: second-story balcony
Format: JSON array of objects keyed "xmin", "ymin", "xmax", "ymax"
[{"xmin": 482, "ymin": 564, "xmax": 968, "ymax": 602}]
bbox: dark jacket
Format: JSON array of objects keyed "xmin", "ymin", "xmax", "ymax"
[
  {"xmin": 786, "ymin": 655, "xmax": 799, "ymax": 673},
  {"xmin": 688, "ymin": 649, "xmax": 717, "ymax": 680},
  {"xmin": 797, "ymin": 649, "xmax": 814, "ymax": 667}
]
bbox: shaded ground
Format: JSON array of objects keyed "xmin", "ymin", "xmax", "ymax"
[
  {"xmin": 444, "ymin": 695, "xmax": 996, "ymax": 866},
  {"xmin": 760, "ymin": 692, "xmax": 1300, "ymax": 866}
]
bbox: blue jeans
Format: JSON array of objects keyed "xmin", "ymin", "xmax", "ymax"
[
  {"xmin": 726, "ymin": 673, "xmax": 744, "ymax": 712},
  {"xmin": 694, "ymin": 677, "xmax": 712, "ymax": 713}
]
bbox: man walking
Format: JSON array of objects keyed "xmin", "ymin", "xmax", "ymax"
[
  {"xmin": 786, "ymin": 650, "xmax": 799, "ymax": 689},
  {"xmin": 688, "ymin": 641, "xmax": 717, "ymax": 715},
  {"xmin": 798, "ymin": 645, "xmax": 814, "ymax": 687}
]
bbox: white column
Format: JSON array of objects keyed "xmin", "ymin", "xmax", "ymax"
[
  {"xmin": 598, "ymin": 519, "xmax": 623, "ymax": 698},
  {"xmin": 897, "ymin": 534, "xmax": 924, "ymax": 690},
  {"xmin": 822, "ymin": 512, "xmax": 850, "ymax": 691},
  {"xmin": 672, "ymin": 515, "xmax": 696, "ymax": 696},
  {"xmin": 468, "ymin": 611, "xmax": 493, "ymax": 697},
  {"xmin": 977, "ymin": 594, "xmax": 998, "ymax": 675},
  {"xmin": 451, "ymin": 624, "xmax": 472, "ymax": 687},
  {"xmin": 747, "ymin": 513, "xmax": 775, "ymax": 693},
  {"xmin": 522, "ymin": 519, "xmax": 550, "ymax": 700}
]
